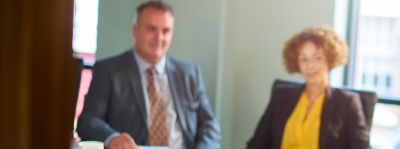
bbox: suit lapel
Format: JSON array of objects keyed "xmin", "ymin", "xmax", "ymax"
[
  {"xmin": 275, "ymin": 84, "xmax": 304, "ymax": 146},
  {"xmin": 165, "ymin": 57, "xmax": 192, "ymax": 142},
  {"xmin": 279, "ymin": 85, "xmax": 304, "ymax": 122},
  {"xmin": 125, "ymin": 50, "xmax": 148, "ymax": 127},
  {"xmin": 319, "ymin": 86, "xmax": 335, "ymax": 149}
]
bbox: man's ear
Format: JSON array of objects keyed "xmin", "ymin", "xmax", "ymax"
[{"xmin": 131, "ymin": 23, "xmax": 137, "ymax": 38}]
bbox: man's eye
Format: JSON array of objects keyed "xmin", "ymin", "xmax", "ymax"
[
  {"xmin": 163, "ymin": 29, "xmax": 170, "ymax": 34},
  {"xmin": 147, "ymin": 27, "xmax": 156, "ymax": 31}
]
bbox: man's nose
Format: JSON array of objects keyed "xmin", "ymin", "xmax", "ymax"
[{"xmin": 154, "ymin": 30, "xmax": 163, "ymax": 42}]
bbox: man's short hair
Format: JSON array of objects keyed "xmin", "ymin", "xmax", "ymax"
[{"xmin": 135, "ymin": 0, "xmax": 174, "ymax": 23}]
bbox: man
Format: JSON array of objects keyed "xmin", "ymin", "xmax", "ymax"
[{"xmin": 77, "ymin": 1, "xmax": 221, "ymax": 149}]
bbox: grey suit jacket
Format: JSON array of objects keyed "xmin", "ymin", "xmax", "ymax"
[{"xmin": 77, "ymin": 49, "xmax": 221, "ymax": 149}]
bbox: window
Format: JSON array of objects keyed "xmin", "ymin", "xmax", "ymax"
[
  {"xmin": 72, "ymin": 0, "xmax": 99, "ymax": 130},
  {"xmin": 73, "ymin": 0, "xmax": 99, "ymax": 66},
  {"xmin": 370, "ymin": 103, "xmax": 400, "ymax": 148},
  {"xmin": 348, "ymin": 0, "xmax": 400, "ymax": 97},
  {"xmin": 386, "ymin": 76, "xmax": 391, "ymax": 87},
  {"xmin": 344, "ymin": 0, "xmax": 400, "ymax": 148},
  {"xmin": 362, "ymin": 74, "xmax": 366, "ymax": 84}
]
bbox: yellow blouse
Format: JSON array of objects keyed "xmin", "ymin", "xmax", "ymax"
[{"xmin": 281, "ymin": 91, "xmax": 325, "ymax": 149}]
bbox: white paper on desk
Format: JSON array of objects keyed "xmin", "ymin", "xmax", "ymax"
[{"xmin": 138, "ymin": 146, "xmax": 169, "ymax": 149}]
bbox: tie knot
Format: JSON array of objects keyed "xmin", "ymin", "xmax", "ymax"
[{"xmin": 147, "ymin": 66, "xmax": 157, "ymax": 76}]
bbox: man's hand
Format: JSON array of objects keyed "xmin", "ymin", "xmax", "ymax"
[{"xmin": 108, "ymin": 133, "xmax": 138, "ymax": 149}]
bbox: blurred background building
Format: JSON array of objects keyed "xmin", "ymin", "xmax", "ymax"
[
  {"xmin": 354, "ymin": 0, "xmax": 400, "ymax": 148},
  {"xmin": 355, "ymin": 0, "xmax": 400, "ymax": 99}
]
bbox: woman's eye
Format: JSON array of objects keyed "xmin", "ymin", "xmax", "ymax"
[
  {"xmin": 315, "ymin": 57, "xmax": 321, "ymax": 60},
  {"xmin": 300, "ymin": 58, "xmax": 307, "ymax": 62}
]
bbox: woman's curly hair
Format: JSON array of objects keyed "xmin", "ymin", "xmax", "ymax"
[{"xmin": 282, "ymin": 24, "xmax": 349, "ymax": 74}]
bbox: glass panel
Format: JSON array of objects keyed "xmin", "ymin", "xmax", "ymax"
[
  {"xmin": 72, "ymin": 0, "xmax": 99, "ymax": 54},
  {"xmin": 74, "ymin": 52, "xmax": 96, "ymax": 66},
  {"xmin": 352, "ymin": 1, "xmax": 400, "ymax": 148},
  {"xmin": 370, "ymin": 103, "xmax": 400, "ymax": 148},
  {"xmin": 353, "ymin": 0, "xmax": 400, "ymax": 97}
]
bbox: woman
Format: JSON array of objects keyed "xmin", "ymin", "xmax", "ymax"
[{"xmin": 246, "ymin": 25, "xmax": 370, "ymax": 149}]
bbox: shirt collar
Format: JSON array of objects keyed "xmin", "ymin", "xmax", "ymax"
[{"xmin": 133, "ymin": 50, "xmax": 166, "ymax": 75}]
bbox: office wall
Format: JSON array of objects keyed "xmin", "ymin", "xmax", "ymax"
[
  {"xmin": 96, "ymin": 0, "xmax": 136, "ymax": 58},
  {"xmin": 217, "ymin": 0, "xmax": 335, "ymax": 149},
  {"xmin": 96, "ymin": 0, "xmax": 223, "ymax": 110},
  {"xmin": 165, "ymin": 0, "xmax": 222, "ymax": 111}
]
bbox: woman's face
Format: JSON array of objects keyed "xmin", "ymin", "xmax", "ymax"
[{"xmin": 298, "ymin": 41, "xmax": 330, "ymax": 85}]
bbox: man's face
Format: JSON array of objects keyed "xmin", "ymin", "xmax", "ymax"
[{"xmin": 132, "ymin": 7, "xmax": 174, "ymax": 64}]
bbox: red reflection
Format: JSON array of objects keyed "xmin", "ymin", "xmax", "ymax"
[{"xmin": 75, "ymin": 69, "xmax": 92, "ymax": 118}]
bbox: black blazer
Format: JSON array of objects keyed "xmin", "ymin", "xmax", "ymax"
[
  {"xmin": 247, "ymin": 83, "xmax": 371, "ymax": 149},
  {"xmin": 77, "ymin": 50, "xmax": 221, "ymax": 149}
]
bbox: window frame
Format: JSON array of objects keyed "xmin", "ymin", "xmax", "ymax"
[{"xmin": 343, "ymin": 0, "xmax": 400, "ymax": 105}]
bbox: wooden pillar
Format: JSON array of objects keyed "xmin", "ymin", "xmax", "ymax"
[{"xmin": 0, "ymin": 0, "xmax": 75, "ymax": 148}]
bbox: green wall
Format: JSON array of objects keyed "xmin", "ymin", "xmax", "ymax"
[{"xmin": 96, "ymin": 0, "xmax": 137, "ymax": 58}]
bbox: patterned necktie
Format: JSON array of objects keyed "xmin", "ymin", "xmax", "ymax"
[{"xmin": 147, "ymin": 66, "xmax": 169, "ymax": 146}]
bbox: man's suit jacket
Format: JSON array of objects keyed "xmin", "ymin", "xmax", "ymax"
[
  {"xmin": 246, "ymin": 83, "xmax": 371, "ymax": 149},
  {"xmin": 77, "ymin": 50, "xmax": 221, "ymax": 149}
]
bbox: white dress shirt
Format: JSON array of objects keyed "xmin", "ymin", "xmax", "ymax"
[{"xmin": 104, "ymin": 51, "xmax": 185, "ymax": 149}]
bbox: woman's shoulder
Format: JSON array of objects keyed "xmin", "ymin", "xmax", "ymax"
[
  {"xmin": 331, "ymin": 88, "xmax": 360, "ymax": 100},
  {"xmin": 330, "ymin": 88, "xmax": 363, "ymax": 108}
]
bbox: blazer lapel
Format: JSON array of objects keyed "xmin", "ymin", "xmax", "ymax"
[
  {"xmin": 125, "ymin": 50, "xmax": 148, "ymax": 127},
  {"xmin": 165, "ymin": 57, "xmax": 192, "ymax": 142},
  {"xmin": 279, "ymin": 85, "xmax": 304, "ymax": 122},
  {"xmin": 319, "ymin": 86, "xmax": 335, "ymax": 149},
  {"xmin": 275, "ymin": 84, "xmax": 304, "ymax": 146}
]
